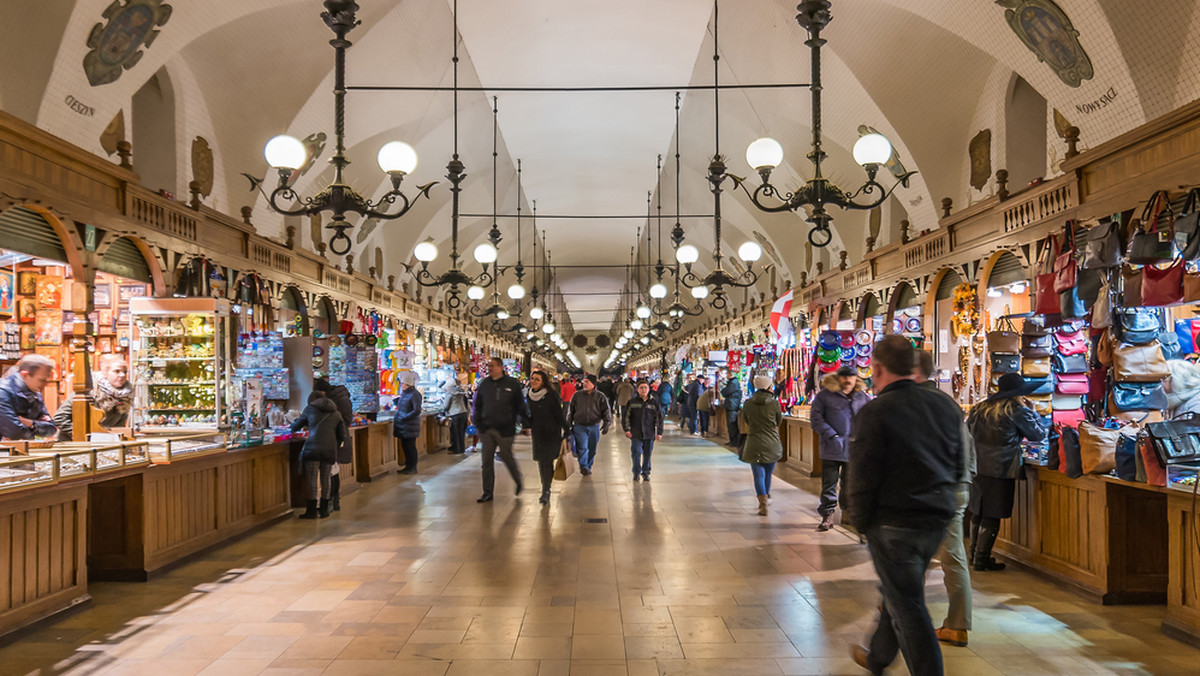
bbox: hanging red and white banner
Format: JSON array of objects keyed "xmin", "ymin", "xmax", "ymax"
[{"xmin": 769, "ymin": 290, "xmax": 794, "ymax": 344}]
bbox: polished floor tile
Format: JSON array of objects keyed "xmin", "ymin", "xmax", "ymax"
[{"xmin": 2, "ymin": 420, "xmax": 1199, "ymax": 675}]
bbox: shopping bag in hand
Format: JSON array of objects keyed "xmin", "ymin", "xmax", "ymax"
[{"xmin": 554, "ymin": 439, "xmax": 577, "ymax": 480}]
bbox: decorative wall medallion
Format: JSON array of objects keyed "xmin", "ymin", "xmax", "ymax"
[
  {"xmin": 191, "ymin": 136, "xmax": 213, "ymax": 197},
  {"xmin": 573, "ymin": 334, "xmax": 588, "ymax": 348},
  {"xmin": 83, "ymin": 0, "xmax": 173, "ymax": 87},
  {"xmin": 99, "ymin": 109, "xmax": 125, "ymax": 156},
  {"xmin": 996, "ymin": 0, "xmax": 1093, "ymax": 88},
  {"xmin": 594, "ymin": 334, "xmax": 611, "ymax": 349},
  {"xmin": 968, "ymin": 129, "xmax": 992, "ymax": 191}
]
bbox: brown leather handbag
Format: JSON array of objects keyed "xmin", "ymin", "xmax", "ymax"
[
  {"xmin": 1078, "ymin": 421, "xmax": 1120, "ymax": 475},
  {"xmin": 987, "ymin": 317, "xmax": 1021, "ymax": 354},
  {"xmin": 1111, "ymin": 341, "xmax": 1170, "ymax": 382}
]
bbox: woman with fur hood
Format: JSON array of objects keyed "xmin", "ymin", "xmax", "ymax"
[
  {"xmin": 291, "ymin": 390, "xmax": 347, "ymax": 519},
  {"xmin": 810, "ymin": 365, "xmax": 870, "ymax": 532},
  {"xmin": 1168, "ymin": 359, "xmax": 1200, "ymax": 418}
]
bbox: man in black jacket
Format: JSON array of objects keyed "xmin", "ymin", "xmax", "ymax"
[
  {"xmin": 622, "ymin": 381, "xmax": 663, "ymax": 481},
  {"xmin": 684, "ymin": 375, "xmax": 704, "ymax": 435},
  {"xmin": 846, "ymin": 335, "xmax": 962, "ymax": 676},
  {"xmin": 719, "ymin": 372, "xmax": 743, "ymax": 447},
  {"xmin": 567, "ymin": 374, "xmax": 611, "ymax": 476},
  {"xmin": 472, "ymin": 358, "xmax": 528, "ymax": 502}
]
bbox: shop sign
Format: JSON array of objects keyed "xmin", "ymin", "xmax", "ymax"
[{"xmin": 83, "ymin": 224, "xmax": 98, "ymax": 251}]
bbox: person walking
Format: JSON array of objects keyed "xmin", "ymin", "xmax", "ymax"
[
  {"xmin": 290, "ymin": 390, "xmax": 346, "ymax": 519},
  {"xmin": 598, "ymin": 376, "xmax": 617, "ymax": 412},
  {"xmin": 560, "ymin": 377, "xmax": 577, "ymax": 406},
  {"xmin": 846, "ymin": 335, "xmax": 962, "ymax": 676},
  {"xmin": 967, "ymin": 372, "xmax": 1046, "ymax": 572},
  {"xmin": 313, "ymin": 378, "xmax": 354, "ymax": 511},
  {"xmin": 810, "ymin": 365, "xmax": 870, "ymax": 532},
  {"xmin": 740, "ymin": 374, "xmax": 783, "ymax": 516},
  {"xmin": 615, "ymin": 377, "xmax": 636, "ymax": 418},
  {"xmin": 720, "ymin": 371, "xmax": 743, "ymax": 447},
  {"xmin": 658, "ymin": 376, "xmax": 674, "ymax": 421},
  {"xmin": 684, "ymin": 374, "xmax": 703, "ymax": 434},
  {"xmin": 472, "ymin": 357, "xmax": 528, "ymax": 502},
  {"xmin": 525, "ymin": 370, "xmax": 568, "ymax": 505},
  {"xmin": 393, "ymin": 371, "xmax": 422, "ymax": 474},
  {"xmin": 696, "ymin": 377, "xmax": 715, "ymax": 436},
  {"xmin": 914, "ymin": 351, "xmax": 976, "ymax": 647},
  {"xmin": 567, "ymin": 375, "xmax": 612, "ymax": 476},
  {"xmin": 623, "ymin": 380, "xmax": 664, "ymax": 481},
  {"xmin": 442, "ymin": 373, "xmax": 470, "ymax": 455}
]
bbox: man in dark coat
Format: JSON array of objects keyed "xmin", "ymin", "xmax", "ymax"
[
  {"xmin": 567, "ymin": 374, "xmax": 612, "ymax": 476},
  {"xmin": 684, "ymin": 374, "xmax": 704, "ymax": 435},
  {"xmin": 472, "ymin": 357, "xmax": 528, "ymax": 502},
  {"xmin": 622, "ymin": 381, "xmax": 663, "ymax": 481},
  {"xmin": 0, "ymin": 354, "xmax": 57, "ymax": 440},
  {"xmin": 314, "ymin": 378, "xmax": 354, "ymax": 510},
  {"xmin": 719, "ymin": 372, "xmax": 743, "ymax": 448},
  {"xmin": 810, "ymin": 365, "xmax": 870, "ymax": 532},
  {"xmin": 846, "ymin": 335, "xmax": 962, "ymax": 676}
]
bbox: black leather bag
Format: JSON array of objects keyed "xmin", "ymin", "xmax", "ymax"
[
  {"xmin": 1145, "ymin": 418, "xmax": 1200, "ymax": 465},
  {"xmin": 1026, "ymin": 377, "xmax": 1054, "ymax": 396},
  {"xmin": 1059, "ymin": 425, "xmax": 1083, "ymax": 478},
  {"xmin": 1111, "ymin": 381, "xmax": 1168, "ymax": 411},
  {"xmin": 1175, "ymin": 188, "xmax": 1200, "ymax": 260},
  {"xmin": 1127, "ymin": 190, "xmax": 1175, "ymax": 265},
  {"xmin": 1115, "ymin": 432, "xmax": 1139, "ymax": 481},
  {"xmin": 1082, "ymin": 216, "xmax": 1124, "ymax": 269},
  {"xmin": 1052, "ymin": 352, "xmax": 1088, "ymax": 374},
  {"xmin": 1113, "ymin": 308, "xmax": 1162, "ymax": 345},
  {"xmin": 991, "ymin": 353, "xmax": 1021, "ymax": 373},
  {"xmin": 1060, "ymin": 285, "xmax": 1087, "ymax": 320}
]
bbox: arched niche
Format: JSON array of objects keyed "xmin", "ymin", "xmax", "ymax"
[
  {"xmin": 312, "ymin": 295, "xmax": 337, "ymax": 336},
  {"xmin": 978, "ymin": 249, "xmax": 1031, "ymax": 326},
  {"xmin": 97, "ymin": 235, "xmax": 165, "ymax": 296},
  {"xmin": 857, "ymin": 291, "xmax": 883, "ymax": 331},
  {"xmin": 1005, "ymin": 75, "xmax": 1048, "ymax": 191},
  {"xmin": 886, "ymin": 281, "xmax": 921, "ymax": 335},
  {"xmin": 131, "ymin": 67, "xmax": 178, "ymax": 196}
]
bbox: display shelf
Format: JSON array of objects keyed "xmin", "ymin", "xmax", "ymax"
[
  {"xmin": 135, "ymin": 357, "xmax": 215, "ymax": 362},
  {"xmin": 0, "ymin": 455, "xmax": 58, "ymax": 495},
  {"xmin": 1167, "ymin": 463, "xmax": 1200, "ymax": 493},
  {"xmin": 140, "ymin": 432, "xmax": 227, "ymax": 463}
]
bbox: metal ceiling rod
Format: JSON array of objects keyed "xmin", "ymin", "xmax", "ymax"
[
  {"xmin": 461, "ymin": 213, "xmax": 714, "ymax": 220},
  {"xmin": 348, "ymin": 83, "xmax": 810, "ymax": 93}
]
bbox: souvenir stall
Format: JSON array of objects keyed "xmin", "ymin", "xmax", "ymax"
[{"xmin": 331, "ymin": 309, "xmax": 392, "ymax": 481}]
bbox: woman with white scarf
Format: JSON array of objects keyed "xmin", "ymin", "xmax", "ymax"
[
  {"xmin": 524, "ymin": 370, "xmax": 568, "ymax": 505},
  {"xmin": 53, "ymin": 354, "xmax": 133, "ymax": 440}
]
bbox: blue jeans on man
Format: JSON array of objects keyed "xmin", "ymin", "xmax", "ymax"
[
  {"xmin": 750, "ymin": 462, "xmax": 775, "ymax": 496},
  {"xmin": 572, "ymin": 423, "xmax": 602, "ymax": 471},
  {"xmin": 863, "ymin": 523, "xmax": 948, "ymax": 676},
  {"xmin": 698, "ymin": 410, "xmax": 710, "ymax": 435},
  {"xmin": 630, "ymin": 437, "xmax": 654, "ymax": 478},
  {"xmin": 686, "ymin": 405, "xmax": 698, "ymax": 434}
]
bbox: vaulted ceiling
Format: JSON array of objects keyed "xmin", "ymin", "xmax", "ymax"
[{"xmin": 5, "ymin": 0, "xmax": 1200, "ymax": 360}]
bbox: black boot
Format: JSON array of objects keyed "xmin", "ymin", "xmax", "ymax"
[
  {"xmin": 318, "ymin": 498, "xmax": 331, "ymax": 519},
  {"xmin": 973, "ymin": 523, "xmax": 1006, "ymax": 571},
  {"xmin": 968, "ymin": 518, "xmax": 980, "ymax": 565},
  {"xmin": 299, "ymin": 499, "xmax": 319, "ymax": 519},
  {"xmin": 331, "ymin": 475, "xmax": 341, "ymax": 511}
]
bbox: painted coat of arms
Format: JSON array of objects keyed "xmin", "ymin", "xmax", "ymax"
[
  {"xmin": 997, "ymin": 0, "xmax": 1093, "ymax": 87},
  {"xmin": 83, "ymin": 0, "xmax": 173, "ymax": 87}
]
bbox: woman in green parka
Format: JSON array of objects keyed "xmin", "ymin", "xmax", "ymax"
[{"xmin": 740, "ymin": 373, "xmax": 783, "ymax": 516}]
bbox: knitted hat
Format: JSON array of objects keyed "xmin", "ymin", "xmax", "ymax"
[
  {"xmin": 399, "ymin": 371, "xmax": 419, "ymax": 387},
  {"xmin": 753, "ymin": 374, "xmax": 774, "ymax": 391}
]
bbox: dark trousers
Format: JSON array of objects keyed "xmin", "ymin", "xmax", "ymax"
[
  {"xmin": 630, "ymin": 437, "xmax": 654, "ymax": 477},
  {"xmin": 304, "ymin": 460, "xmax": 332, "ymax": 499},
  {"xmin": 726, "ymin": 409, "xmax": 740, "ymax": 446},
  {"xmin": 537, "ymin": 457, "xmax": 555, "ymax": 494},
  {"xmin": 698, "ymin": 410, "xmax": 710, "ymax": 434},
  {"xmin": 864, "ymin": 524, "xmax": 948, "ymax": 676},
  {"xmin": 818, "ymin": 459, "xmax": 846, "ymax": 518},
  {"xmin": 399, "ymin": 435, "xmax": 418, "ymax": 470},
  {"xmin": 682, "ymin": 403, "xmax": 694, "ymax": 430},
  {"xmin": 448, "ymin": 413, "xmax": 468, "ymax": 453},
  {"xmin": 480, "ymin": 428, "xmax": 522, "ymax": 494}
]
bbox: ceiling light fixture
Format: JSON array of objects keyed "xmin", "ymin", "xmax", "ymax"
[
  {"xmin": 735, "ymin": 0, "xmax": 915, "ymax": 247},
  {"xmin": 258, "ymin": 1, "xmax": 435, "ymax": 255}
]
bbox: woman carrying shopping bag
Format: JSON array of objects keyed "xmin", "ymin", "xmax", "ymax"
[{"xmin": 525, "ymin": 370, "xmax": 569, "ymax": 505}]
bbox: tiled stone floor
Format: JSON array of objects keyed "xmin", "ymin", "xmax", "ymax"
[{"xmin": 3, "ymin": 421, "xmax": 1199, "ymax": 675}]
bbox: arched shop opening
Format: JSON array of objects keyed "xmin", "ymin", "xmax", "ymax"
[
  {"xmin": 979, "ymin": 250, "xmax": 1030, "ymax": 327},
  {"xmin": 859, "ymin": 292, "xmax": 884, "ymax": 334},
  {"xmin": 930, "ymin": 268, "xmax": 964, "ymax": 391},
  {"xmin": 94, "ymin": 235, "xmax": 156, "ymax": 366},
  {"xmin": 834, "ymin": 301, "xmax": 854, "ymax": 330},
  {"xmin": 278, "ymin": 286, "xmax": 307, "ymax": 336},
  {"xmin": 889, "ymin": 281, "xmax": 923, "ymax": 340},
  {"xmin": 312, "ymin": 296, "xmax": 337, "ymax": 337}
]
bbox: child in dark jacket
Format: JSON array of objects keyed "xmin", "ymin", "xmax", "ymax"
[{"xmin": 291, "ymin": 391, "xmax": 347, "ymax": 519}]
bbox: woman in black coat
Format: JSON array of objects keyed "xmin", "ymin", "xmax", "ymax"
[
  {"xmin": 525, "ymin": 370, "xmax": 568, "ymax": 505},
  {"xmin": 290, "ymin": 391, "xmax": 347, "ymax": 519}
]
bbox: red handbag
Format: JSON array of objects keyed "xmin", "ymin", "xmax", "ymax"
[
  {"xmin": 1055, "ymin": 330, "xmax": 1088, "ymax": 355},
  {"xmin": 1035, "ymin": 234, "xmax": 1062, "ymax": 315},
  {"xmin": 1139, "ymin": 435, "xmax": 1167, "ymax": 487},
  {"xmin": 1056, "ymin": 373, "xmax": 1089, "ymax": 395},
  {"xmin": 1054, "ymin": 222, "xmax": 1079, "ymax": 292},
  {"xmin": 1052, "ymin": 407, "xmax": 1087, "ymax": 428},
  {"xmin": 1141, "ymin": 259, "xmax": 1185, "ymax": 306},
  {"xmin": 1088, "ymin": 365, "xmax": 1109, "ymax": 401}
]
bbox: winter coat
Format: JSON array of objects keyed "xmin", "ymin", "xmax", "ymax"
[
  {"xmin": 740, "ymin": 389, "xmax": 783, "ymax": 464},
  {"xmin": 917, "ymin": 380, "xmax": 977, "ymax": 483},
  {"xmin": 616, "ymin": 381, "xmax": 636, "ymax": 407},
  {"xmin": 443, "ymin": 385, "xmax": 470, "ymax": 417},
  {"xmin": 809, "ymin": 374, "xmax": 870, "ymax": 463},
  {"xmin": 968, "ymin": 398, "xmax": 1046, "ymax": 479},
  {"xmin": 720, "ymin": 379, "xmax": 742, "ymax": 412},
  {"xmin": 697, "ymin": 388, "xmax": 715, "ymax": 412},
  {"xmin": 685, "ymin": 380, "xmax": 703, "ymax": 407},
  {"xmin": 659, "ymin": 383, "xmax": 673, "ymax": 408},
  {"xmin": 568, "ymin": 389, "xmax": 612, "ymax": 429},
  {"xmin": 392, "ymin": 387, "xmax": 423, "ymax": 439},
  {"xmin": 526, "ymin": 388, "xmax": 568, "ymax": 461},
  {"xmin": 291, "ymin": 397, "xmax": 346, "ymax": 464},
  {"xmin": 325, "ymin": 384, "xmax": 355, "ymax": 463},
  {"xmin": 0, "ymin": 371, "xmax": 55, "ymax": 440},
  {"xmin": 473, "ymin": 374, "xmax": 528, "ymax": 436},
  {"xmin": 846, "ymin": 379, "xmax": 963, "ymax": 532},
  {"xmin": 598, "ymin": 379, "xmax": 616, "ymax": 400},
  {"xmin": 622, "ymin": 395, "xmax": 664, "ymax": 440},
  {"xmin": 560, "ymin": 381, "xmax": 577, "ymax": 404}
]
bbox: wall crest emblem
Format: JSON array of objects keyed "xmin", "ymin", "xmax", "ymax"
[
  {"xmin": 996, "ymin": 0, "xmax": 1093, "ymax": 88},
  {"xmin": 83, "ymin": 0, "xmax": 173, "ymax": 87}
]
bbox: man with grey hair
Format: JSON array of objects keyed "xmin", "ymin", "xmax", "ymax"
[{"xmin": 0, "ymin": 354, "xmax": 58, "ymax": 440}]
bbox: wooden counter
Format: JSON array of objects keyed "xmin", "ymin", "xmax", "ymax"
[
  {"xmin": 424, "ymin": 414, "xmax": 449, "ymax": 454},
  {"xmin": 782, "ymin": 415, "xmax": 821, "ymax": 477},
  {"xmin": 995, "ymin": 466, "xmax": 1168, "ymax": 605},
  {"xmin": 352, "ymin": 422, "xmax": 396, "ymax": 482},
  {"xmin": 87, "ymin": 441, "xmax": 292, "ymax": 581},
  {"xmin": 0, "ymin": 482, "xmax": 89, "ymax": 639},
  {"xmin": 1164, "ymin": 490, "xmax": 1200, "ymax": 646}
]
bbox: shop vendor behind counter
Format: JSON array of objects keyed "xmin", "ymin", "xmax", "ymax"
[
  {"xmin": 52, "ymin": 353, "xmax": 133, "ymax": 440},
  {"xmin": 0, "ymin": 354, "xmax": 58, "ymax": 440}
]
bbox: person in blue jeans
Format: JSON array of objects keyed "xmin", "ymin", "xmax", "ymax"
[
  {"xmin": 740, "ymin": 374, "xmax": 782, "ymax": 515},
  {"xmin": 622, "ymin": 381, "xmax": 663, "ymax": 481},
  {"xmin": 567, "ymin": 375, "xmax": 611, "ymax": 476},
  {"xmin": 684, "ymin": 374, "xmax": 704, "ymax": 435}
]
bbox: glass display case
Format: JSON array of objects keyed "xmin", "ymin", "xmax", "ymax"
[
  {"xmin": 1167, "ymin": 463, "xmax": 1200, "ymax": 493},
  {"xmin": 417, "ymin": 364, "xmax": 456, "ymax": 415},
  {"xmin": 130, "ymin": 298, "xmax": 232, "ymax": 432},
  {"xmin": 142, "ymin": 432, "xmax": 227, "ymax": 464},
  {"xmin": 1022, "ymin": 439, "xmax": 1051, "ymax": 466},
  {"xmin": 0, "ymin": 455, "xmax": 57, "ymax": 495}
]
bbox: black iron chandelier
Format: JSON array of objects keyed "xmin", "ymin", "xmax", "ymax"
[
  {"xmin": 260, "ymin": 0, "xmax": 435, "ymax": 256},
  {"xmin": 736, "ymin": 0, "xmax": 915, "ymax": 247}
]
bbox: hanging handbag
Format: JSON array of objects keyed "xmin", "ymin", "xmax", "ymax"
[
  {"xmin": 1056, "ymin": 373, "xmax": 1089, "ymax": 395},
  {"xmin": 1055, "ymin": 330, "xmax": 1088, "ymax": 355},
  {"xmin": 1110, "ymin": 381, "xmax": 1169, "ymax": 411},
  {"xmin": 1176, "ymin": 318, "xmax": 1200, "ymax": 355},
  {"xmin": 1054, "ymin": 221, "xmax": 1080, "ymax": 292},
  {"xmin": 990, "ymin": 353, "xmax": 1021, "ymax": 373},
  {"xmin": 1052, "ymin": 407, "xmax": 1087, "ymax": 428},
  {"xmin": 1021, "ymin": 357, "xmax": 1051, "ymax": 378},
  {"xmin": 1113, "ymin": 307, "xmax": 1162, "ymax": 344},
  {"xmin": 1111, "ymin": 341, "xmax": 1170, "ymax": 381},
  {"xmin": 986, "ymin": 317, "xmax": 1020, "ymax": 354},
  {"xmin": 1127, "ymin": 190, "xmax": 1176, "ymax": 264},
  {"xmin": 1029, "ymin": 394, "xmax": 1053, "ymax": 417},
  {"xmin": 1052, "ymin": 394, "xmax": 1084, "ymax": 411},
  {"xmin": 1092, "ymin": 277, "xmax": 1114, "ymax": 329},
  {"xmin": 1139, "ymin": 434, "xmax": 1168, "ymax": 486},
  {"xmin": 1088, "ymin": 365, "xmax": 1109, "ymax": 401},
  {"xmin": 1174, "ymin": 188, "xmax": 1200, "ymax": 260},
  {"xmin": 1122, "ymin": 265, "xmax": 1143, "ymax": 306},
  {"xmin": 1140, "ymin": 258, "xmax": 1185, "ymax": 306},
  {"xmin": 1184, "ymin": 272, "xmax": 1200, "ymax": 304},
  {"xmin": 1035, "ymin": 233, "xmax": 1062, "ymax": 315},
  {"xmin": 1159, "ymin": 329, "xmax": 1182, "ymax": 360},
  {"xmin": 1051, "ymin": 352, "xmax": 1088, "ymax": 374},
  {"xmin": 1021, "ymin": 333, "xmax": 1054, "ymax": 358},
  {"xmin": 1058, "ymin": 425, "xmax": 1084, "ymax": 478},
  {"xmin": 1059, "ymin": 285, "xmax": 1087, "ymax": 321},
  {"xmin": 1114, "ymin": 432, "xmax": 1139, "ymax": 481},
  {"xmin": 1145, "ymin": 419, "xmax": 1200, "ymax": 465},
  {"xmin": 1082, "ymin": 216, "xmax": 1124, "ymax": 269},
  {"xmin": 1027, "ymin": 376, "xmax": 1054, "ymax": 396},
  {"xmin": 1075, "ymin": 266, "xmax": 1104, "ymax": 310},
  {"xmin": 1078, "ymin": 421, "xmax": 1120, "ymax": 474}
]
